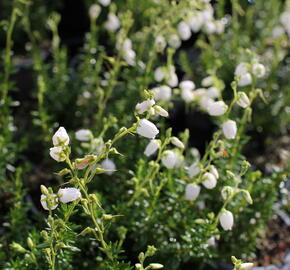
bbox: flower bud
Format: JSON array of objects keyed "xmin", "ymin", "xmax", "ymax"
[
  {"xmin": 155, "ymin": 35, "xmax": 166, "ymax": 51},
  {"xmin": 154, "ymin": 105, "xmax": 169, "ymax": 117},
  {"xmin": 171, "ymin": 137, "xmax": 184, "ymax": 149},
  {"xmin": 135, "ymin": 263, "xmax": 142, "ymax": 269},
  {"xmin": 202, "ymin": 172, "xmax": 217, "ymax": 189},
  {"xmin": 161, "ymin": 150, "xmax": 177, "ymax": 169},
  {"xmin": 75, "ymin": 129, "xmax": 93, "ymax": 141},
  {"xmin": 52, "ymin": 127, "xmax": 70, "ymax": 146},
  {"xmin": 177, "ymin": 21, "xmax": 191, "ymax": 41},
  {"xmin": 137, "ymin": 119, "xmax": 159, "ymax": 139},
  {"xmin": 135, "ymin": 100, "xmax": 155, "ymax": 114},
  {"xmin": 101, "ymin": 159, "xmax": 116, "ymax": 175},
  {"xmin": 49, "ymin": 146, "xmax": 66, "ymax": 162},
  {"xmin": 207, "ymin": 101, "xmax": 228, "ymax": 116},
  {"xmin": 144, "ymin": 139, "xmax": 160, "ymax": 157},
  {"xmin": 11, "ymin": 242, "xmax": 27, "ymax": 253},
  {"xmin": 219, "ymin": 210, "xmax": 234, "ymax": 230},
  {"xmin": 150, "ymin": 263, "xmax": 164, "ymax": 269},
  {"xmin": 185, "ymin": 183, "xmax": 200, "ymax": 201},
  {"xmin": 222, "ymin": 120, "xmax": 237, "ymax": 139},
  {"xmin": 236, "ymin": 92, "xmax": 250, "ymax": 108},
  {"xmin": 58, "ymin": 188, "xmax": 81, "ymax": 203}
]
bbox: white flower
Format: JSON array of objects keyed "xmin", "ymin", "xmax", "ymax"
[
  {"xmin": 207, "ymin": 87, "xmax": 219, "ymax": 98},
  {"xmin": 235, "ymin": 62, "xmax": 248, "ymax": 76},
  {"xmin": 149, "ymin": 263, "xmax": 164, "ymax": 269},
  {"xmin": 201, "ymin": 7, "xmax": 214, "ymax": 21},
  {"xmin": 49, "ymin": 146, "xmax": 66, "ymax": 162},
  {"xmin": 123, "ymin": 49, "xmax": 136, "ymax": 66},
  {"xmin": 190, "ymin": 148, "xmax": 200, "ymax": 160},
  {"xmin": 181, "ymin": 88, "xmax": 194, "ymax": 102},
  {"xmin": 167, "ymin": 67, "xmax": 178, "ymax": 87},
  {"xmin": 173, "ymin": 152, "xmax": 184, "ymax": 168},
  {"xmin": 237, "ymin": 92, "xmax": 250, "ymax": 108},
  {"xmin": 207, "ymin": 236, "xmax": 215, "ymax": 246},
  {"xmin": 219, "ymin": 210, "xmax": 234, "ymax": 230},
  {"xmin": 280, "ymin": 11, "xmax": 290, "ymax": 29},
  {"xmin": 222, "ymin": 120, "xmax": 237, "ymax": 139},
  {"xmin": 177, "ymin": 21, "xmax": 191, "ymax": 41},
  {"xmin": 204, "ymin": 21, "xmax": 216, "ymax": 34},
  {"xmin": 101, "ymin": 159, "xmax": 116, "ymax": 175},
  {"xmin": 58, "ymin": 188, "xmax": 81, "ymax": 203},
  {"xmin": 238, "ymin": 73, "xmax": 252, "ymax": 87},
  {"xmin": 200, "ymin": 96, "xmax": 214, "ymax": 110},
  {"xmin": 185, "ymin": 183, "xmax": 200, "ymax": 201},
  {"xmin": 137, "ymin": 119, "xmax": 159, "ymax": 139},
  {"xmin": 272, "ymin": 25, "xmax": 285, "ymax": 38},
  {"xmin": 221, "ymin": 186, "xmax": 234, "ymax": 200},
  {"xmin": 144, "ymin": 139, "xmax": 160, "ymax": 156},
  {"xmin": 215, "ymin": 20, "xmax": 225, "ymax": 34},
  {"xmin": 201, "ymin": 76, "xmax": 213, "ymax": 87},
  {"xmin": 154, "ymin": 67, "xmax": 165, "ymax": 82},
  {"xmin": 161, "ymin": 150, "xmax": 177, "ymax": 169},
  {"xmin": 252, "ymin": 63, "xmax": 266, "ymax": 78},
  {"xmin": 171, "ymin": 137, "xmax": 184, "ymax": 149},
  {"xmin": 153, "ymin": 85, "xmax": 172, "ymax": 102},
  {"xmin": 89, "ymin": 4, "xmax": 101, "ymax": 19},
  {"xmin": 52, "ymin": 127, "xmax": 70, "ymax": 146},
  {"xmin": 168, "ymin": 34, "xmax": 181, "ymax": 49},
  {"xmin": 210, "ymin": 165, "xmax": 219, "ymax": 179},
  {"xmin": 207, "ymin": 101, "xmax": 228, "ymax": 116},
  {"xmin": 155, "ymin": 35, "xmax": 166, "ymax": 51},
  {"xmin": 40, "ymin": 194, "xmax": 58, "ymax": 210},
  {"xmin": 104, "ymin": 13, "xmax": 120, "ymax": 32},
  {"xmin": 240, "ymin": 263, "xmax": 254, "ymax": 270},
  {"xmin": 154, "ymin": 105, "xmax": 169, "ymax": 117},
  {"xmin": 98, "ymin": 0, "xmax": 111, "ymax": 7},
  {"xmin": 202, "ymin": 172, "xmax": 217, "ymax": 189},
  {"xmin": 75, "ymin": 129, "xmax": 92, "ymax": 141},
  {"xmin": 187, "ymin": 12, "xmax": 204, "ymax": 33},
  {"xmin": 135, "ymin": 100, "xmax": 155, "ymax": 114},
  {"xmin": 188, "ymin": 163, "xmax": 200, "ymax": 178},
  {"xmin": 179, "ymin": 80, "xmax": 195, "ymax": 91}
]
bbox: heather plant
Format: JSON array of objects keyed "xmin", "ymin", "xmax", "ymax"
[{"xmin": 0, "ymin": 0, "xmax": 289, "ymax": 269}]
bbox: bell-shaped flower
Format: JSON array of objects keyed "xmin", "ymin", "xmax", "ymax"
[
  {"xmin": 49, "ymin": 146, "xmax": 66, "ymax": 162},
  {"xmin": 185, "ymin": 183, "xmax": 200, "ymax": 201},
  {"xmin": 144, "ymin": 139, "xmax": 160, "ymax": 157},
  {"xmin": 222, "ymin": 120, "xmax": 237, "ymax": 139},
  {"xmin": 101, "ymin": 159, "xmax": 116, "ymax": 175},
  {"xmin": 104, "ymin": 13, "xmax": 120, "ymax": 32},
  {"xmin": 58, "ymin": 188, "xmax": 81, "ymax": 203},
  {"xmin": 236, "ymin": 92, "xmax": 250, "ymax": 108},
  {"xmin": 219, "ymin": 209, "xmax": 234, "ymax": 230},
  {"xmin": 177, "ymin": 21, "xmax": 191, "ymax": 41},
  {"xmin": 207, "ymin": 101, "xmax": 228, "ymax": 116},
  {"xmin": 153, "ymin": 85, "xmax": 172, "ymax": 102},
  {"xmin": 202, "ymin": 172, "xmax": 217, "ymax": 189},
  {"xmin": 40, "ymin": 194, "xmax": 58, "ymax": 210},
  {"xmin": 137, "ymin": 119, "xmax": 159, "ymax": 139},
  {"xmin": 161, "ymin": 150, "xmax": 177, "ymax": 169},
  {"xmin": 75, "ymin": 129, "xmax": 93, "ymax": 141},
  {"xmin": 135, "ymin": 100, "xmax": 155, "ymax": 114},
  {"xmin": 52, "ymin": 127, "xmax": 70, "ymax": 146}
]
